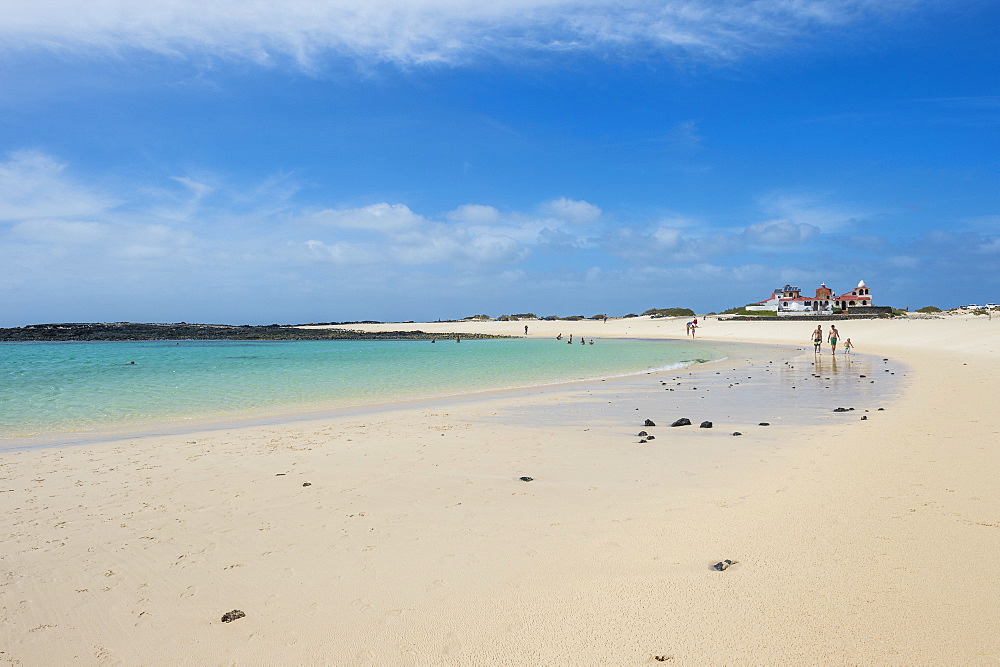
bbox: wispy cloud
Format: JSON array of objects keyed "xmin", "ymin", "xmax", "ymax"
[{"xmin": 0, "ymin": 0, "xmax": 929, "ymax": 69}]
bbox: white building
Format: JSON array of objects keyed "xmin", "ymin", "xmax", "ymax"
[{"xmin": 749, "ymin": 281, "xmax": 872, "ymax": 316}]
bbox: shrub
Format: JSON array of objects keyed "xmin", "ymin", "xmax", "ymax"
[
  {"xmin": 589, "ymin": 314, "xmax": 607, "ymax": 320},
  {"xmin": 916, "ymin": 306, "xmax": 942, "ymax": 313},
  {"xmin": 721, "ymin": 306, "xmax": 777, "ymax": 316},
  {"xmin": 642, "ymin": 307, "xmax": 695, "ymax": 318}
]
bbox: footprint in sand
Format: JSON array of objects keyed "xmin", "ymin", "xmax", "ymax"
[
  {"xmin": 181, "ymin": 585, "xmax": 198, "ymax": 598},
  {"xmin": 441, "ymin": 632, "xmax": 463, "ymax": 655}
]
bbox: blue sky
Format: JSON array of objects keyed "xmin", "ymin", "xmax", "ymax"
[{"xmin": 1, "ymin": 0, "xmax": 997, "ymax": 326}]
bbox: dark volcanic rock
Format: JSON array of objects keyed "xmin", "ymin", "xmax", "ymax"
[
  {"xmin": 732, "ymin": 432, "xmax": 742, "ymax": 436},
  {"xmin": 221, "ymin": 610, "xmax": 246, "ymax": 623},
  {"xmin": 833, "ymin": 407, "xmax": 850, "ymax": 412},
  {"xmin": 713, "ymin": 559, "xmax": 737, "ymax": 571},
  {"xmin": 758, "ymin": 422, "xmax": 770, "ymax": 426},
  {"xmin": 519, "ymin": 476, "xmax": 534, "ymax": 482},
  {"xmin": 670, "ymin": 418, "xmax": 692, "ymax": 427},
  {"xmin": 644, "ymin": 419, "xmax": 656, "ymax": 427},
  {"xmin": 638, "ymin": 431, "xmax": 648, "ymax": 437},
  {"xmin": 699, "ymin": 421, "xmax": 713, "ymax": 428},
  {"xmin": 0, "ymin": 322, "xmax": 508, "ymax": 342},
  {"xmin": 302, "ymin": 482, "xmax": 312, "ymax": 487},
  {"xmin": 646, "ymin": 435, "xmax": 655, "ymax": 440}
]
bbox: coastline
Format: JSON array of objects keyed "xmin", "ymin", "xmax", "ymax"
[{"xmin": 1, "ymin": 315, "xmax": 997, "ymax": 663}]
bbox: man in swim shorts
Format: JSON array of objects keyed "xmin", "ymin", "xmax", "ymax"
[
  {"xmin": 828, "ymin": 325, "xmax": 840, "ymax": 355},
  {"xmin": 812, "ymin": 325, "xmax": 823, "ymax": 353}
]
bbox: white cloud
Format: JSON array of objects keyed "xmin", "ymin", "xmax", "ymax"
[
  {"xmin": 541, "ymin": 197, "xmax": 601, "ymax": 224},
  {"xmin": 446, "ymin": 204, "xmax": 502, "ymax": 224},
  {"xmin": 302, "ymin": 239, "xmax": 380, "ymax": 265},
  {"xmin": 977, "ymin": 237, "xmax": 1000, "ymax": 255},
  {"xmin": 652, "ymin": 227, "xmax": 683, "ymax": 249},
  {"xmin": 757, "ymin": 192, "xmax": 868, "ymax": 232},
  {"xmin": 10, "ymin": 219, "xmax": 111, "ymax": 244},
  {"xmin": 744, "ymin": 219, "xmax": 820, "ymax": 245},
  {"xmin": 310, "ymin": 203, "xmax": 424, "ymax": 231},
  {"xmin": 0, "ymin": 150, "xmax": 120, "ymax": 221},
  {"xmin": 0, "ymin": 0, "xmax": 920, "ymax": 68}
]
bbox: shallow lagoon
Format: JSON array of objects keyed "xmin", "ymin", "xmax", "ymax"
[{"xmin": 0, "ymin": 337, "xmax": 722, "ymax": 441}]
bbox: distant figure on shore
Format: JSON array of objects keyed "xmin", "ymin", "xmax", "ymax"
[
  {"xmin": 812, "ymin": 325, "xmax": 823, "ymax": 353},
  {"xmin": 556, "ymin": 333, "xmax": 562, "ymax": 340},
  {"xmin": 524, "ymin": 325, "xmax": 529, "ymax": 336},
  {"xmin": 603, "ymin": 317, "xmax": 607, "ymax": 323},
  {"xmin": 580, "ymin": 336, "xmax": 585, "ymax": 344},
  {"xmin": 828, "ymin": 325, "xmax": 840, "ymax": 355},
  {"xmin": 456, "ymin": 336, "xmax": 460, "ymax": 343},
  {"xmin": 431, "ymin": 339, "xmax": 436, "ymax": 343},
  {"xmin": 569, "ymin": 334, "xmax": 573, "ymax": 344},
  {"xmin": 589, "ymin": 339, "xmax": 594, "ymax": 345},
  {"xmin": 686, "ymin": 321, "xmax": 696, "ymax": 338},
  {"xmin": 843, "ymin": 338, "xmax": 853, "ymax": 355},
  {"xmin": 127, "ymin": 361, "xmax": 136, "ymax": 365}
]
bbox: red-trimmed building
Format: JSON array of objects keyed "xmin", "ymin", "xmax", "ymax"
[{"xmin": 750, "ymin": 281, "xmax": 873, "ymax": 315}]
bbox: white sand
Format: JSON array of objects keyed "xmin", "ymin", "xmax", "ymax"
[{"xmin": 1, "ymin": 314, "xmax": 998, "ymax": 664}]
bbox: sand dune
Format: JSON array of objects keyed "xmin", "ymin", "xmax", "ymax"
[{"xmin": 1, "ymin": 314, "xmax": 997, "ymax": 664}]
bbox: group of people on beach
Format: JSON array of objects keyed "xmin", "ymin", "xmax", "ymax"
[
  {"xmin": 685, "ymin": 317, "xmax": 698, "ymax": 338},
  {"xmin": 812, "ymin": 324, "xmax": 853, "ymax": 355}
]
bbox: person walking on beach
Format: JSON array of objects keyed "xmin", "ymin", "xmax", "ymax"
[
  {"xmin": 843, "ymin": 338, "xmax": 853, "ymax": 355},
  {"xmin": 524, "ymin": 325, "xmax": 529, "ymax": 336},
  {"xmin": 828, "ymin": 325, "xmax": 840, "ymax": 355},
  {"xmin": 812, "ymin": 325, "xmax": 823, "ymax": 353}
]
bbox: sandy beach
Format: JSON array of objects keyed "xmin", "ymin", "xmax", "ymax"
[{"xmin": 1, "ymin": 314, "xmax": 998, "ymax": 665}]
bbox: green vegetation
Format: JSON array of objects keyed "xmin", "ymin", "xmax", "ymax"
[
  {"xmin": 916, "ymin": 306, "xmax": 942, "ymax": 313},
  {"xmin": 641, "ymin": 307, "xmax": 695, "ymax": 318},
  {"xmin": 721, "ymin": 306, "xmax": 777, "ymax": 316},
  {"xmin": 589, "ymin": 314, "xmax": 608, "ymax": 320}
]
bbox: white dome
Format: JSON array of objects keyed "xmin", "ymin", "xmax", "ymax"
[{"xmin": 857, "ymin": 279, "xmax": 867, "ymax": 288}]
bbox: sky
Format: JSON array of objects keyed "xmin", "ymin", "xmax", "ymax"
[{"xmin": 0, "ymin": 0, "xmax": 998, "ymax": 326}]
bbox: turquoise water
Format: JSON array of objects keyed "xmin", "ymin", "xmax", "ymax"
[{"xmin": 0, "ymin": 338, "xmax": 720, "ymax": 440}]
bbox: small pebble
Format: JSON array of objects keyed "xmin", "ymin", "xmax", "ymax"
[
  {"xmin": 519, "ymin": 476, "xmax": 534, "ymax": 482},
  {"xmin": 221, "ymin": 609, "xmax": 246, "ymax": 623}
]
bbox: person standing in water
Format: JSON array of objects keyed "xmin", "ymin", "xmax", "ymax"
[
  {"xmin": 812, "ymin": 325, "xmax": 823, "ymax": 353},
  {"xmin": 828, "ymin": 325, "xmax": 840, "ymax": 355},
  {"xmin": 843, "ymin": 338, "xmax": 853, "ymax": 355}
]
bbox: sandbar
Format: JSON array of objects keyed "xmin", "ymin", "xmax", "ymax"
[{"xmin": 0, "ymin": 314, "xmax": 997, "ymax": 664}]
